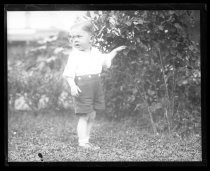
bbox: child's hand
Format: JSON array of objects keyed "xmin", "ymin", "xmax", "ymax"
[
  {"xmin": 113, "ymin": 46, "xmax": 127, "ymax": 53},
  {"xmin": 71, "ymin": 85, "xmax": 82, "ymax": 97}
]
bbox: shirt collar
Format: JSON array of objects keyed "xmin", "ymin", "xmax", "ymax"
[{"xmin": 72, "ymin": 46, "xmax": 98, "ymax": 55}]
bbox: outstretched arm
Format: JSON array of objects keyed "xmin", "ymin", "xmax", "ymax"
[{"xmin": 103, "ymin": 46, "xmax": 127, "ymax": 67}]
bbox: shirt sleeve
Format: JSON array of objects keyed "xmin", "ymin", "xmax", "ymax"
[
  {"xmin": 101, "ymin": 54, "xmax": 112, "ymax": 68},
  {"xmin": 62, "ymin": 52, "xmax": 77, "ymax": 79},
  {"xmin": 93, "ymin": 47, "xmax": 111, "ymax": 68}
]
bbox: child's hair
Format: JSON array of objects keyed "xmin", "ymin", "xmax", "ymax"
[{"xmin": 69, "ymin": 21, "xmax": 94, "ymax": 36}]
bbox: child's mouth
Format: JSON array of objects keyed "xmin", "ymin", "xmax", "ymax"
[
  {"xmin": 75, "ymin": 44, "xmax": 80, "ymax": 48},
  {"xmin": 75, "ymin": 44, "xmax": 85, "ymax": 50}
]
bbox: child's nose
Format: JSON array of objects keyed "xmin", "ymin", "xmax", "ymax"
[
  {"xmin": 73, "ymin": 38, "xmax": 77, "ymax": 42},
  {"xmin": 74, "ymin": 38, "xmax": 79, "ymax": 43}
]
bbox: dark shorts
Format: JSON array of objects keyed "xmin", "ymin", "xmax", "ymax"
[{"xmin": 73, "ymin": 74, "xmax": 105, "ymax": 114}]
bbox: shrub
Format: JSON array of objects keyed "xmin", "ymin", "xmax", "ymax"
[
  {"xmin": 8, "ymin": 31, "xmax": 73, "ymax": 113},
  {"xmin": 89, "ymin": 10, "xmax": 201, "ymax": 136}
]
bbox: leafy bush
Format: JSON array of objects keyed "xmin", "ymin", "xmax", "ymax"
[
  {"xmin": 8, "ymin": 31, "xmax": 72, "ymax": 112},
  {"xmin": 89, "ymin": 10, "xmax": 201, "ymax": 136}
]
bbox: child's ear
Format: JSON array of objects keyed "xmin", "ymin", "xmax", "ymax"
[
  {"xmin": 90, "ymin": 36, "xmax": 94, "ymax": 42},
  {"xmin": 89, "ymin": 36, "xmax": 94, "ymax": 44}
]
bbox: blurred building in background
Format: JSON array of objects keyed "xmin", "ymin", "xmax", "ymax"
[
  {"xmin": 7, "ymin": 11, "xmax": 87, "ymax": 65},
  {"xmin": 7, "ymin": 11, "xmax": 86, "ymax": 42}
]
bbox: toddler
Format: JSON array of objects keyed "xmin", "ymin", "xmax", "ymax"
[{"xmin": 63, "ymin": 21, "xmax": 126, "ymax": 150}]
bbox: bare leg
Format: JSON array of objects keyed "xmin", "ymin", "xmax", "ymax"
[
  {"xmin": 77, "ymin": 115, "xmax": 89, "ymax": 146},
  {"xmin": 87, "ymin": 111, "xmax": 96, "ymax": 140}
]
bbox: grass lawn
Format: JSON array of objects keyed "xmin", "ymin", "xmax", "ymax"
[{"xmin": 7, "ymin": 110, "xmax": 202, "ymax": 162}]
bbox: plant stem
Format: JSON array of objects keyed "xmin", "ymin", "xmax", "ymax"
[
  {"xmin": 158, "ymin": 48, "xmax": 171, "ymax": 134},
  {"xmin": 171, "ymin": 55, "xmax": 176, "ymax": 121},
  {"xmin": 139, "ymin": 84, "xmax": 157, "ymax": 134}
]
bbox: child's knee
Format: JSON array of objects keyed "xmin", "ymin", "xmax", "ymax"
[
  {"xmin": 88, "ymin": 111, "xmax": 96, "ymax": 121},
  {"xmin": 79, "ymin": 114, "xmax": 89, "ymax": 121}
]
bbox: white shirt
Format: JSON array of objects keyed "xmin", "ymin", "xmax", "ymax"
[{"xmin": 63, "ymin": 47, "xmax": 111, "ymax": 79}]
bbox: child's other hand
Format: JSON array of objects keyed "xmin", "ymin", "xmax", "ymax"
[
  {"xmin": 71, "ymin": 85, "xmax": 82, "ymax": 97},
  {"xmin": 114, "ymin": 46, "xmax": 127, "ymax": 53}
]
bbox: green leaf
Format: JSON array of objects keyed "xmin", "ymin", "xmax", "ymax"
[
  {"xmin": 136, "ymin": 38, "xmax": 141, "ymax": 43},
  {"xmin": 147, "ymin": 89, "xmax": 155, "ymax": 96},
  {"xmin": 125, "ymin": 21, "xmax": 132, "ymax": 26},
  {"xmin": 130, "ymin": 61, "xmax": 137, "ymax": 65},
  {"xmin": 189, "ymin": 45, "xmax": 194, "ymax": 51},
  {"xmin": 123, "ymin": 50, "xmax": 129, "ymax": 56},
  {"xmin": 169, "ymin": 10, "xmax": 175, "ymax": 15},
  {"xmin": 174, "ymin": 23, "xmax": 182, "ymax": 30},
  {"xmin": 158, "ymin": 25, "xmax": 164, "ymax": 31},
  {"xmin": 128, "ymin": 95, "xmax": 135, "ymax": 102},
  {"xmin": 134, "ymin": 103, "xmax": 144, "ymax": 111},
  {"xmin": 137, "ymin": 19, "xmax": 144, "ymax": 25},
  {"xmin": 133, "ymin": 88, "xmax": 138, "ymax": 94}
]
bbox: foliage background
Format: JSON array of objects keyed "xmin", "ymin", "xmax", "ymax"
[{"xmin": 8, "ymin": 10, "xmax": 201, "ymax": 138}]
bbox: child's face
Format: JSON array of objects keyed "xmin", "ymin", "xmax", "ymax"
[{"xmin": 70, "ymin": 27, "xmax": 92, "ymax": 51}]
